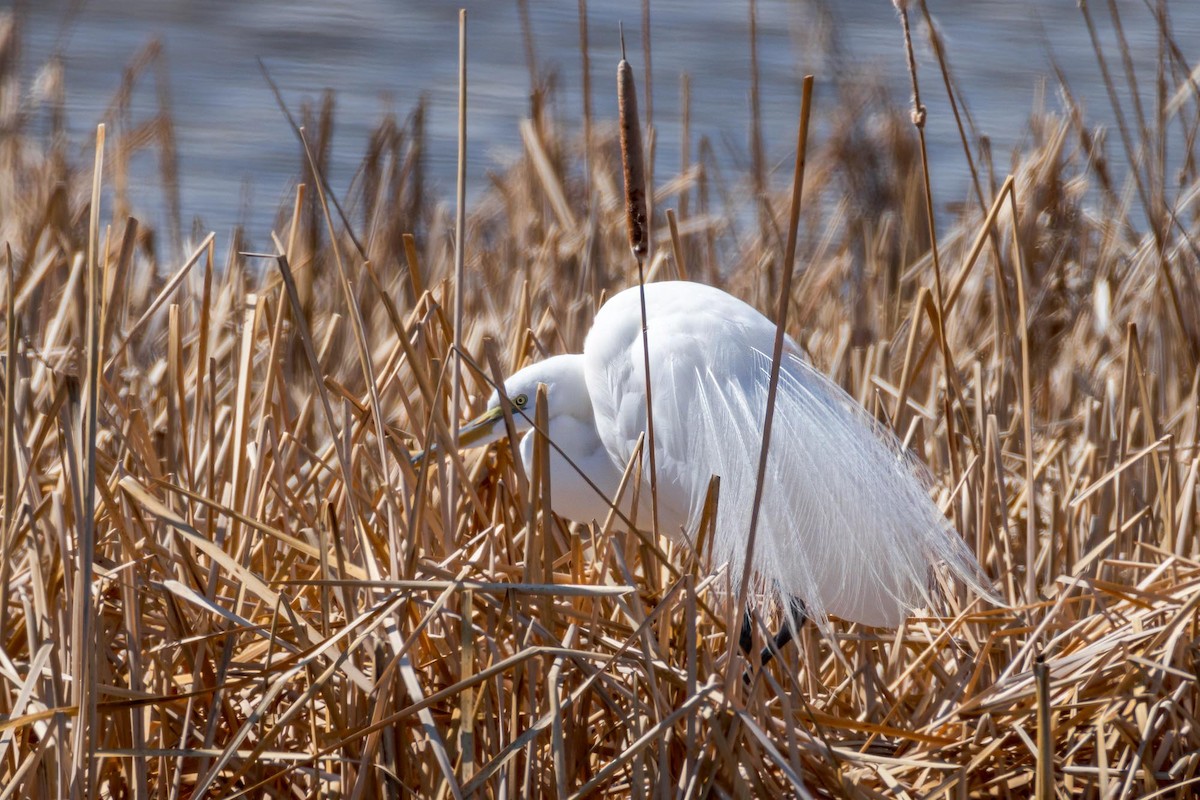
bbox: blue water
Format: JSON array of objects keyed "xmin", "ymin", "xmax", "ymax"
[{"xmin": 15, "ymin": 0, "xmax": 1200, "ymax": 243}]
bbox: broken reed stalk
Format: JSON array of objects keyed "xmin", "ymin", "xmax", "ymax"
[
  {"xmin": 71, "ymin": 121, "xmax": 105, "ymax": 800},
  {"xmin": 535, "ymin": 384, "xmax": 554, "ymax": 626},
  {"xmin": 665, "ymin": 207, "xmax": 688, "ymax": 280},
  {"xmin": 1, "ymin": 246, "xmax": 14, "ymax": 618},
  {"xmin": 402, "ymin": 231, "xmax": 425, "ymax": 301},
  {"xmin": 733, "ymin": 75, "xmax": 815, "ymax": 674},
  {"xmin": 618, "ymin": 29, "xmax": 660, "ymax": 538},
  {"xmin": 1034, "ymin": 654, "xmax": 1054, "ymax": 800},
  {"xmin": 0, "ymin": 255, "xmax": 13, "ymax": 657},
  {"xmin": 1008, "ymin": 187, "xmax": 1038, "ymax": 602},
  {"xmin": 450, "ymin": 8, "xmax": 468, "ymax": 546},
  {"xmin": 748, "ymin": 0, "xmax": 766, "ymax": 238},
  {"xmin": 459, "ymin": 587, "xmax": 475, "ymax": 783},
  {"xmin": 288, "ymin": 183, "xmax": 312, "ymax": 314}
]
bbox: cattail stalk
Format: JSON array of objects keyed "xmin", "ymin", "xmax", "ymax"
[
  {"xmin": 618, "ymin": 28, "xmax": 659, "ymax": 538},
  {"xmin": 449, "ymin": 9, "xmax": 468, "ymax": 547},
  {"xmin": 733, "ymin": 76, "xmax": 815, "ymax": 678},
  {"xmin": 1034, "ymin": 654, "xmax": 1054, "ymax": 799},
  {"xmin": 1, "ymin": 246, "xmax": 15, "ymax": 629}
]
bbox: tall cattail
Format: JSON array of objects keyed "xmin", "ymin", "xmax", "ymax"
[
  {"xmin": 618, "ymin": 34, "xmax": 648, "ymax": 265},
  {"xmin": 617, "ymin": 27, "xmax": 658, "ymax": 536}
]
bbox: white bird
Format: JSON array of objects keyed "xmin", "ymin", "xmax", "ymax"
[{"xmin": 454, "ymin": 280, "xmax": 991, "ymax": 633}]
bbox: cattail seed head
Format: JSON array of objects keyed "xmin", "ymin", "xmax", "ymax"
[{"xmin": 618, "ymin": 56, "xmax": 649, "ymax": 264}]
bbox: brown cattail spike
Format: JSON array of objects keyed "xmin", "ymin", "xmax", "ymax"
[{"xmin": 618, "ymin": 40, "xmax": 648, "ymax": 263}]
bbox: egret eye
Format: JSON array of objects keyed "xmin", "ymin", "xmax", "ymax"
[{"xmin": 513, "ymin": 393, "xmax": 529, "ymax": 408}]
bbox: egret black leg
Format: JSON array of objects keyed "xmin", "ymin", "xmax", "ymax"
[
  {"xmin": 759, "ymin": 596, "xmax": 808, "ymax": 668},
  {"xmin": 739, "ymin": 609, "xmax": 755, "ymax": 657},
  {"xmin": 739, "ymin": 608, "xmax": 760, "ymax": 686},
  {"xmin": 739, "ymin": 598, "xmax": 810, "ymax": 685}
]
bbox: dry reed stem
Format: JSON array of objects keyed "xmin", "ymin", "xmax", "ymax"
[
  {"xmin": 618, "ymin": 37, "xmax": 662, "ymax": 548},
  {"xmin": 735, "ymin": 74, "xmax": 815, "ymax": 683},
  {"xmin": 447, "ymin": 9, "xmax": 470, "ymax": 561}
]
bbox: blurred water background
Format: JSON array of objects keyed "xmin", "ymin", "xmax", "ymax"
[{"xmin": 13, "ymin": 0, "xmax": 1200, "ymax": 243}]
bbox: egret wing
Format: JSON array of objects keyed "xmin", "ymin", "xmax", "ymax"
[{"xmin": 584, "ymin": 282, "xmax": 989, "ymax": 631}]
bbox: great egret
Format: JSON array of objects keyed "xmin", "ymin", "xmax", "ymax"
[{"xmin": 454, "ymin": 280, "xmax": 991, "ymax": 633}]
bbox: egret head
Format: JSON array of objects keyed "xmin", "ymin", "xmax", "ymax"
[{"xmin": 456, "ymin": 354, "xmax": 591, "ymax": 451}]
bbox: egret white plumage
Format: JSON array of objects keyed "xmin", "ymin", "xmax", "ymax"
[{"xmin": 454, "ymin": 280, "xmax": 991, "ymax": 633}]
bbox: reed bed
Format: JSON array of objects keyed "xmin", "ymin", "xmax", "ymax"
[{"xmin": 2, "ymin": 5, "xmax": 1200, "ymax": 798}]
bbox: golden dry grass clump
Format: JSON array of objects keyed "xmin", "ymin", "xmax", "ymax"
[{"xmin": 2, "ymin": 7, "xmax": 1200, "ymax": 798}]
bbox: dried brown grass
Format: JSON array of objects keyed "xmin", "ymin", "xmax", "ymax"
[{"xmin": 2, "ymin": 6, "xmax": 1200, "ymax": 798}]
